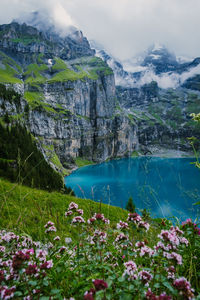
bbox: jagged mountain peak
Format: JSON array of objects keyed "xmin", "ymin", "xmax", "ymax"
[{"xmin": 142, "ymin": 43, "xmax": 178, "ymax": 74}]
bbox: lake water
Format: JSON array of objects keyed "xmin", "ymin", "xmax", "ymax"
[{"xmin": 65, "ymin": 157, "xmax": 200, "ymax": 221}]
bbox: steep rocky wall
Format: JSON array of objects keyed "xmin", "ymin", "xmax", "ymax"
[{"xmin": 0, "ymin": 73, "xmax": 137, "ymax": 172}]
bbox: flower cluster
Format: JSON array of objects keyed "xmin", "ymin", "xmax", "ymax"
[
  {"xmin": 71, "ymin": 216, "xmax": 85, "ymax": 224},
  {"xmin": 68, "ymin": 202, "xmax": 78, "ymax": 210},
  {"xmin": 146, "ymin": 288, "xmax": 172, "ymax": 300},
  {"xmin": 123, "ymin": 260, "xmax": 138, "ymax": 280},
  {"xmin": 116, "ymin": 220, "xmax": 129, "ymax": 230},
  {"xmin": 88, "ymin": 230, "xmax": 107, "ymax": 245},
  {"xmin": 65, "ymin": 202, "xmax": 85, "ymax": 224},
  {"xmin": 0, "ymin": 202, "xmax": 198, "ymax": 299},
  {"xmin": 182, "ymin": 218, "xmax": 200, "ymax": 236},
  {"xmin": 87, "ymin": 213, "xmax": 110, "ymax": 225},
  {"xmin": 157, "ymin": 226, "xmax": 188, "ymax": 250},
  {"xmin": 138, "ymin": 270, "xmax": 153, "ymax": 286},
  {"xmin": 163, "ymin": 251, "xmax": 182, "ymax": 265},
  {"xmin": 84, "ymin": 279, "xmax": 108, "ymax": 300},
  {"xmin": 0, "ymin": 230, "xmax": 55, "ymax": 299},
  {"xmin": 127, "ymin": 213, "xmax": 150, "ymax": 231},
  {"xmin": 44, "ymin": 221, "xmax": 57, "ymax": 233},
  {"xmin": 0, "ymin": 286, "xmax": 16, "ymax": 300},
  {"xmin": 173, "ymin": 277, "xmax": 194, "ymax": 299}
]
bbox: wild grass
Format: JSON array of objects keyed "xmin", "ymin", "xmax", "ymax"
[
  {"xmin": 75, "ymin": 157, "xmax": 94, "ymax": 168},
  {"xmin": 24, "ymin": 63, "xmax": 48, "ymax": 84},
  {"xmin": 0, "ymin": 64, "xmax": 22, "ymax": 84},
  {"xmin": 0, "ymin": 178, "xmax": 128, "ymax": 241},
  {"xmin": 24, "ymin": 91, "xmax": 57, "ymax": 113}
]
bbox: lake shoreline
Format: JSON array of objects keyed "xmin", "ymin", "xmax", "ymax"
[
  {"xmin": 67, "ymin": 148, "xmax": 195, "ymax": 178},
  {"xmin": 67, "ymin": 148, "xmax": 195, "ymax": 176},
  {"xmin": 145, "ymin": 148, "xmax": 195, "ymax": 158}
]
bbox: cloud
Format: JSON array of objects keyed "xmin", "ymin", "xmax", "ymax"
[
  {"xmin": 0, "ymin": 0, "xmax": 200, "ymax": 60},
  {"xmin": 115, "ymin": 64, "xmax": 200, "ymax": 90}
]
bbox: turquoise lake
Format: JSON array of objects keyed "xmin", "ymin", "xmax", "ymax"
[{"xmin": 65, "ymin": 157, "xmax": 200, "ymax": 221}]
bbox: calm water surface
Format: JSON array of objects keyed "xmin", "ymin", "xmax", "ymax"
[{"xmin": 65, "ymin": 157, "xmax": 200, "ymax": 221}]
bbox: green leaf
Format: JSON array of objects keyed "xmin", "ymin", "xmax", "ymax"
[
  {"xmin": 14, "ymin": 291, "xmax": 23, "ymax": 296},
  {"xmin": 154, "ymin": 283, "xmax": 160, "ymax": 288},
  {"xmin": 28, "ymin": 280, "xmax": 37, "ymax": 286},
  {"xmin": 119, "ymin": 294, "xmax": 133, "ymax": 300},
  {"xmin": 118, "ymin": 276, "xmax": 125, "ymax": 282},
  {"xmin": 163, "ymin": 281, "xmax": 177, "ymax": 294},
  {"xmin": 43, "ymin": 279, "xmax": 49, "ymax": 287},
  {"xmin": 51, "ymin": 289, "xmax": 61, "ymax": 295}
]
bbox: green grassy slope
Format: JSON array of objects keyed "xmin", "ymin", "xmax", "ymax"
[{"xmin": 0, "ymin": 178, "xmax": 128, "ymax": 241}]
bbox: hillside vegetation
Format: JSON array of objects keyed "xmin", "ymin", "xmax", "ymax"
[{"xmin": 0, "ymin": 178, "xmax": 200, "ymax": 299}]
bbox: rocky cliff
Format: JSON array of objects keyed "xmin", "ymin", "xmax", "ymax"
[
  {"xmin": 0, "ymin": 22, "xmax": 138, "ymax": 174},
  {"xmin": 0, "ymin": 23, "xmax": 200, "ymax": 175}
]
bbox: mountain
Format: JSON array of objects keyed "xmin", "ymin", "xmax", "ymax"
[
  {"xmin": 0, "ymin": 21, "xmax": 200, "ymax": 177},
  {"xmin": 141, "ymin": 43, "xmax": 178, "ymax": 74},
  {"xmin": 92, "ymin": 42, "xmax": 200, "ymax": 155},
  {"xmin": 0, "ymin": 21, "xmax": 136, "ymax": 175}
]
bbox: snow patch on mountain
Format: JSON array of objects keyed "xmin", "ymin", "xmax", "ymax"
[{"xmin": 149, "ymin": 54, "xmax": 161, "ymax": 60}]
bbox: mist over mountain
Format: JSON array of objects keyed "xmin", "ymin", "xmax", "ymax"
[
  {"xmin": 14, "ymin": 10, "xmax": 78, "ymax": 38},
  {"xmin": 92, "ymin": 41, "xmax": 200, "ymax": 90}
]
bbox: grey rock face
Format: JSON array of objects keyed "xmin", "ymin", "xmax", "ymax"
[{"xmin": 25, "ymin": 74, "xmax": 136, "ymax": 165}]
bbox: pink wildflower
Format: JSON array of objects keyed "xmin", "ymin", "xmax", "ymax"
[
  {"xmin": 138, "ymin": 221, "xmax": 150, "ymax": 231},
  {"xmin": 65, "ymin": 210, "xmax": 73, "ymax": 217},
  {"xmin": 123, "ymin": 261, "xmax": 138, "ymax": 280},
  {"xmin": 40, "ymin": 259, "xmax": 53, "ymax": 269},
  {"xmin": 87, "ymin": 217, "xmax": 96, "ymax": 224},
  {"xmin": 104, "ymin": 218, "xmax": 110, "ymax": 224},
  {"xmin": 72, "ymin": 216, "xmax": 85, "ymax": 224},
  {"xmin": 93, "ymin": 279, "xmax": 108, "ymax": 291},
  {"xmin": 158, "ymin": 293, "xmax": 172, "ymax": 300},
  {"xmin": 138, "ymin": 270, "xmax": 152, "ymax": 285},
  {"xmin": 0, "ymin": 286, "xmax": 16, "ymax": 300},
  {"xmin": 68, "ymin": 202, "xmax": 78, "ymax": 210},
  {"xmin": 84, "ymin": 291, "xmax": 94, "ymax": 300},
  {"xmin": 94, "ymin": 213, "xmax": 105, "ymax": 221},
  {"xmin": 44, "ymin": 221, "xmax": 54, "ymax": 228},
  {"xmin": 173, "ymin": 277, "xmax": 194, "ymax": 299},
  {"xmin": 115, "ymin": 233, "xmax": 129, "ymax": 243},
  {"xmin": 25, "ymin": 264, "xmax": 37, "ymax": 275},
  {"xmin": 135, "ymin": 241, "xmax": 146, "ymax": 248},
  {"xmin": 117, "ymin": 220, "xmax": 129, "ymax": 230},
  {"xmin": 146, "ymin": 288, "xmax": 157, "ymax": 300},
  {"xmin": 77, "ymin": 209, "xmax": 84, "ymax": 215},
  {"xmin": 139, "ymin": 246, "xmax": 154, "ymax": 257},
  {"xmin": 45, "ymin": 226, "xmax": 57, "ymax": 233},
  {"xmin": 127, "ymin": 212, "xmax": 142, "ymax": 223},
  {"xmin": 0, "ymin": 246, "xmax": 6, "ymax": 252},
  {"xmin": 36, "ymin": 249, "xmax": 47, "ymax": 262},
  {"xmin": 163, "ymin": 252, "xmax": 182, "ymax": 265},
  {"xmin": 182, "ymin": 219, "xmax": 192, "ymax": 227}
]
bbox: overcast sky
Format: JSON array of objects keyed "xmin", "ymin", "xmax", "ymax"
[{"xmin": 0, "ymin": 0, "xmax": 200, "ymax": 60}]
